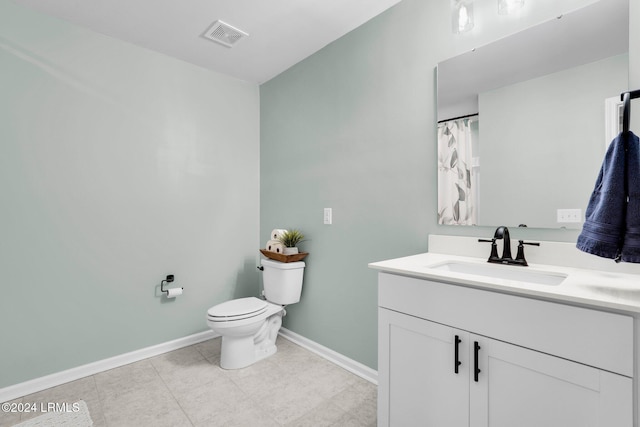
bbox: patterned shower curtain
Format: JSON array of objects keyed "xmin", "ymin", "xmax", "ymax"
[{"xmin": 437, "ymin": 116, "xmax": 478, "ymax": 225}]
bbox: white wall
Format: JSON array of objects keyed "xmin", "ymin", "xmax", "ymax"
[{"xmin": 0, "ymin": 0, "xmax": 260, "ymax": 388}]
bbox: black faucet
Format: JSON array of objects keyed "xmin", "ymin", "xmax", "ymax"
[
  {"xmin": 478, "ymin": 226, "xmax": 540, "ymax": 266},
  {"xmin": 493, "ymin": 226, "xmax": 512, "ymax": 261}
]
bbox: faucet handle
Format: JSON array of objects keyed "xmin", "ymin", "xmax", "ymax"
[
  {"xmin": 515, "ymin": 240, "xmax": 540, "ymax": 266},
  {"xmin": 478, "ymin": 238, "xmax": 500, "ymax": 262}
]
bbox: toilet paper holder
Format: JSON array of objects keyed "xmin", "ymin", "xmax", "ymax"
[{"xmin": 161, "ymin": 274, "xmax": 183, "ymax": 295}]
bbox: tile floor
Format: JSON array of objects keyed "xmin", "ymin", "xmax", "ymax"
[{"xmin": 1, "ymin": 336, "xmax": 377, "ymax": 427}]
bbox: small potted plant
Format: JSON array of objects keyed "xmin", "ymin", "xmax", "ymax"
[{"xmin": 277, "ymin": 229, "xmax": 306, "ymax": 255}]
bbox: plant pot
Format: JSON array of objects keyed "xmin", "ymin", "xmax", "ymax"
[{"xmin": 283, "ymin": 247, "xmax": 299, "ymax": 255}]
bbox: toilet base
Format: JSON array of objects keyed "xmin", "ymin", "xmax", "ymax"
[
  {"xmin": 218, "ymin": 311, "xmax": 283, "ymax": 370},
  {"xmin": 220, "ymin": 335, "xmax": 259, "ymax": 369},
  {"xmin": 254, "ymin": 342, "xmax": 277, "ymax": 362}
]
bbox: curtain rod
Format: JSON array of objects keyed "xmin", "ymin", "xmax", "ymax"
[{"xmin": 437, "ymin": 113, "xmax": 479, "ymax": 124}]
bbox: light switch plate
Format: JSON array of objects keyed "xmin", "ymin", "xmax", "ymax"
[{"xmin": 324, "ymin": 208, "xmax": 332, "ymax": 225}]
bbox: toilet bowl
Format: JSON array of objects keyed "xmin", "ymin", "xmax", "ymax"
[
  {"xmin": 207, "ymin": 297, "xmax": 284, "ymax": 369},
  {"xmin": 206, "ymin": 259, "xmax": 305, "ymax": 369}
]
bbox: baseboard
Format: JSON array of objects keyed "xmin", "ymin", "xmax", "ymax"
[
  {"xmin": 278, "ymin": 328, "xmax": 378, "ymax": 385},
  {"xmin": 0, "ymin": 330, "xmax": 217, "ymax": 403},
  {"xmin": 1, "ymin": 327, "xmax": 378, "ymax": 403}
]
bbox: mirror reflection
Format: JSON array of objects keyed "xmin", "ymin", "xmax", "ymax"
[{"xmin": 437, "ymin": 0, "xmax": 629, "ymax": 229}]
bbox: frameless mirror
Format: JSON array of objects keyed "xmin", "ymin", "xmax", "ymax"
[{"xmin": 437, "ymin": 0, "xmax": 629, "ymax": 229}]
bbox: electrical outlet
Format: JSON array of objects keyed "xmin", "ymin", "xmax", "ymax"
[
  {"xmin": 324, "ymin": 208, "xmax": 332, "ymax": 225},
  {"xmin": 557, "ymin": 209, "xmax": 582, "ymax": 223}
]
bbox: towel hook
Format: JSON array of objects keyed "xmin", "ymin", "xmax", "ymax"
[
  {"xmin": 622, "ymin": 92, "xmax": 630, "ymax": 134},
  {"xmin": 620, "ymin": 89, "xmax": 640, "ymax": 134}
]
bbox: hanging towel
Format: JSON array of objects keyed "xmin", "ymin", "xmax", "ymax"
[{"xmin": 576, "ymin": 131, "xmax": 640, "ymax": 262}]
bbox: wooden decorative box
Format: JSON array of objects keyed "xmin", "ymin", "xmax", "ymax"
[{"xmin": 260, "ymin": 249, "xmax": 308, "ymax": 263}]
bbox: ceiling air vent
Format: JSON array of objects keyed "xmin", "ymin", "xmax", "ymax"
[{"xmin": 203, "ymin": 20, "xmax": 248, "ymax": 48}]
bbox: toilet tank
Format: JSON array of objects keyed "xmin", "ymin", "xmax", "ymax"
[{"xmin": 261, "ymin": 259, "xmax": 305, "ymax": 305}]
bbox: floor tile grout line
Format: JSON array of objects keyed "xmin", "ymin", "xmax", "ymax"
[
  {"xmin": 201, "ymin": 338, "xmax": 322, "ymax": 427},
  {"xmin": 147, "ymin": 352, "xmax": 196, "ymax": 427},
  {"xmin": 94, "ymin": 358, "xmax": 189, "ymax": 427},
  {"xmin": 90, "ymin": 374, "xmax": 108, "ymax": 427},
  {"xmin": 199, "ymin": 351, "xmax": 284, "ymax": 427}
]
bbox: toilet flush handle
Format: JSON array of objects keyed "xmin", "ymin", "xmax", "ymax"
[{"xmin": 257, "ymin": 266, "xmax": 264, "ymax": 271}]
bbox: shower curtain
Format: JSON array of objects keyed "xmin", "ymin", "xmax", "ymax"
[{"xmin": 437, "ymin": 116, "xmax": 478, "ymax": 225}]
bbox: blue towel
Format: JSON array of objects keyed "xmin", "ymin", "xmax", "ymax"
[{"xmin": 577, "ymin": 131, "xmax": 640, "ymax": 262}]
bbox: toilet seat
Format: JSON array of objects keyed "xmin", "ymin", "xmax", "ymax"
[{"xmin": 207, "ymin": 297, "xmax": 269, "ymax": 322}]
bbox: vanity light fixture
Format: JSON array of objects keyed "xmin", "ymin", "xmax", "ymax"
[
  {"xmin": 452, "ymin": 0, "xmax": 475, "ymax": 34},
  {"xmin": 498, "ymin": 0, "xmax": 525, "ymax": 15}
]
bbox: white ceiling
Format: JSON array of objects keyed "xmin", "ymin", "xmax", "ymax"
[{"xmin": 12, "ymin": 0, "xmax": 403, "ymax": 84}]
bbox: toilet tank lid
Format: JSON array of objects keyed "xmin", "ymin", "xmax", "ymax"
[{"xmin": 261, "ymin": 259, "xmax": 305, "ymax": 269}]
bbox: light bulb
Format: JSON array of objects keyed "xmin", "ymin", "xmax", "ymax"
[
  {"xmin": 458, "ymin": 6, "xmax": 469, "ymax": 31},
  {"xmin": 452, "ymin": 1, "xmax": 474, "ymax": 34},
  {"xmin": 498, "ymin": 0, "xmax": 525, "ymax": 15}
]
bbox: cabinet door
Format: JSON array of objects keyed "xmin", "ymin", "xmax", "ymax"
[
  {"xmin": 470, "ymin": 334, "xmax": 632, "ymax": 427},
  {"xmin": 379, "ymin": 308, "xmax": 469, "ymax": 427}
]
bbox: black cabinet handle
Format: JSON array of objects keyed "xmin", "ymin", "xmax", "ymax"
[
  {"xmin": 454, "ymin": 335, "xmax": 462, "ymax": 374},
  {"xmin": 474, "ymin": 341, "xmax": 481, "ymax": 382}
]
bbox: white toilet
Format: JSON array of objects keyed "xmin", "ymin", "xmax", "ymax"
[{"xmin": 206, "ymin": 259, "xmax": 305, "ymax": 369}]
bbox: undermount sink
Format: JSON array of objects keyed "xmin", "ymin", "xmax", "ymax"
[{"xmin": 428, "ymin": 261, "xmax": 568, "ymax": 286}]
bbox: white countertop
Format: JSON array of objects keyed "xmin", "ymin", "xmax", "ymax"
[{"xmin": 369, "ymin": 251, "xmax": 640, "ymax": 313}]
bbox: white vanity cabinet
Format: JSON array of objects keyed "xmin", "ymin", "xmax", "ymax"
[
  {"xmin": 377, "ymin": 273, "xmax": 634, "ymax": 427},
  {"xmin": 379, "ymin": 309, "xmax": 469, "ymax": 426}
]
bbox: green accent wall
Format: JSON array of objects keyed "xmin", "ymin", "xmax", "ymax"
[
  {"xmin": 260, "ymin": 0, "xmax": 632, "ymax": 369},
  {"xmin": 0, "ymin": 1, "xmax": 260, "ymax": 388}
]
